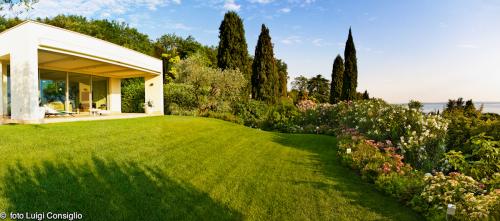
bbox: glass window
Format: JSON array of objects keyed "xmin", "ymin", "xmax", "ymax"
[
  {"xmin": 39, "ymin": 69, "xmax": 67, "ymax": 111},
  {"xmin": 69, "ymin": 73, "xmax": 91, "ymax": 113},
  {"xmin": 92, "ymin": 76, "xmax": 108, "ymax": 110},
  {"xmin": 6, "ymin": 65, "xmax": 10, "ymax": 116}
]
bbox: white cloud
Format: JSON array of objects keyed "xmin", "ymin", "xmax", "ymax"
[
  {"xmin": 223, "ymin": 0, "xmax": 241, "ymax": 11},
  {"xmin": 1, "ymin": 0, "xmax": 181, "ymax": 18},
  {"xmin": 288, "ymin": 0, "xmax": 315, "ymax": 7},
  {"xmin": 368, "ymin": 16, "xmax": 377, "ymax": 22},
  {"xmin": 281, "ymin": 36, "xmax": 301, "ymax": 45},
  {"xmin": 311, "ymin": 38, "xmax": 323, "ymax": 46},
  {"xmin": 249, "ymin": 0, "xmax": 274, "ymax": 4},
  {"xmin": 311, "ymin": 38, "xmax": 332, "ymax": 47},
  {"xmin": 172, "ymin": 23, "xmax": 193, "ymax": 30},
  {"xmin": 278, "ymin": 7, "xmax": 291, "ymax": 13}
]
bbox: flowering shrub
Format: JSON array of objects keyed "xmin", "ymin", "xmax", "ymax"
[
  {"xmin": 412, "ymin": 172, "xmax": 500, "ymax": 220},
  {"xmin": 337, "ymin": 131, "xmax": 413, "ymax": 183},
  {"xmin": 293, "ymin": 99, "xmax": 449, "ymax": 170},
  {"xmin": 296, "ymin": 99, "xmax": 317, "ymax": 112}
]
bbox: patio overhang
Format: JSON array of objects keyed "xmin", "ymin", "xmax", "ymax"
[{"xmin": 38, "ymin": 48, "xmax": 158, "ymax": 79}]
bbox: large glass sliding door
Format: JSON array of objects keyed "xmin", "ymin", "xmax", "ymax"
[
  {"xmin": 39, "ymin": 70, "xmax": 66, "ymax": 111},
  {"xmin": 39, "ymin": 69, "xmax": 109, "ymax": 114},
  {"xmin": 6, "ymin": 65, "xmax": 10, "ymax": 116},
  {"xmin": 92, "ymin": 76, "xmax": 108, "ymax": 110},
  {"xmin": 69, "ymin": 73, "xmax": 91, "ymax": 113}
]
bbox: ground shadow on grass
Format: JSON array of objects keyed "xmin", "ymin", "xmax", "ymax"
[
  {"xmin": 2, "ymin": 157, "xmax": 242, "ymax": 221},
  {"xmin": 273, "ymin": 133, "xmax": 424, "ymax": 221}
]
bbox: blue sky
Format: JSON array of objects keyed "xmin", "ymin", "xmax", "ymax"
[{"xmin": 4, "ymin": 0, "xmax": 500, "ymax": 103}]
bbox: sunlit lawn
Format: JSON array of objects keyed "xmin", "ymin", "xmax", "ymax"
[{"xmin": 0, "ymin": 116, "xmax": 422, "ymax": 220}]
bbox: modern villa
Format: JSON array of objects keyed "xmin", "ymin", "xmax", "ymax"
[{"xmin": 0, "ymin": 21, "xmax": 164, "ymax": 124}]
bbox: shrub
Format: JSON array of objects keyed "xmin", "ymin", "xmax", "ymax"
[
  {"xmin": 232, "ymin": 99, "xmax": 269, "ymax": 128},
  {"xmin": 408, "ymin": 100, "xmax": 423, "ymax": 111},
  {"xmin": 173, "ymin": 53, "xmax": 247, "ymax": 115},
  {"xmin": 412, "ymin": 172, "xmax": 499, "ymax": 220},
  {"xmin": 121, "ymin": 78, "xmax": 145, "ymax": 113},
  {"xmin": 202, "ymin": 111, "xmax": 243, "ymax": 124},
  {"xmin": 262, "ymin": 99, "xmax": 300, "ymax": 132},
  {"xmin": 164, "ymin": 83, "xmax": 197, "ymax": 114},
  {"xmin": 296, "ymin": 99, "xmax": 317, "ymax": 112},
  {"xmin": 375, "ymin": 171, "xmax": 425, "ymax": 202},
  {"xmin": 440, "ymin": 150, "xmax": 468, "ymax": 174},
  {"xmin": 467, "ymin": 134, "xmax": 500, "ymax": 181}
]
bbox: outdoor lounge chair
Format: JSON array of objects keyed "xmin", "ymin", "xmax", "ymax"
[
  {"xmin": 90, "ymin": 108, "xmax": 111, "ymax": 116},
  {"xmin": 44, "ymin": 105, "xmax": 76, "ymax": 117}
]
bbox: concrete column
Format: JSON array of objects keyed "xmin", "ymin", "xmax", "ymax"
[
  {"xmin": 144, "ymin": 75, "xmax": 164, "ymax": 115},
  {"xmin": 108, "ymin": 78, "xmax": 121, "ymax": 113},
  {"xmin": 0, "ymin": 62, "xmax": 5, "ymax": 116},
  {"xmin": 10, "ymin": 39, "xmax": 41, "ymax": 122}
]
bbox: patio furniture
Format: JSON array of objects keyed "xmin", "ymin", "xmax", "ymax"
[
  {"xmin": 44, "ymin": 105, "xmax": 76, "ymax": 117},
  {"xmin": 91, "ymin": 108, "xmax": 111, "ymax": 116}
]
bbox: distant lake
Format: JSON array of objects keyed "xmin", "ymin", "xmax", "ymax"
[{"xmin": 420, "ymin": 102, "xmax": 500, "ymax": 114}]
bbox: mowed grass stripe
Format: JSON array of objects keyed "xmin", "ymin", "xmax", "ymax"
[{"xmin": 0, "ymin": 116, "xmax": 421, "ymax": 220}]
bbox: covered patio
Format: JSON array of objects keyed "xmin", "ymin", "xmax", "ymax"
[{"xmin": 0, "ymin": 21, "xmax": 164, "ymax": 124}]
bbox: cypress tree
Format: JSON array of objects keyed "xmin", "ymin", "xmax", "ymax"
[
  {"xmin": 252, "ymin": 24, "xmax": 279, "ymax": 102},
  {"xmin": 362, "ymin": 90, "xmax": 369, "ymax": 100},
  {"xmin": 330, "ymin": 55, "xmax": 344, "ymax": 104},
  {"xmin": 342, "ymin": 28, "xmax": 358, "ymax": 101},
  {"xmin": 276, "ymin": 59, "xmax": 288, "ymax": 97},
  {"xmin": 217, "ymin": 11, "xmax": 251, "ymax": 94}
]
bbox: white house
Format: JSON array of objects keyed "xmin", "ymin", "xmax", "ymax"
[{"xmin": 0, "ymin": 21, "xmax": 164, "ymax": 123}]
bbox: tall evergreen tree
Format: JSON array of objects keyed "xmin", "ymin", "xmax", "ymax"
[
  {"xmin": 276, "ymin": 59, "xmax": 288, "ymax": 97},
  {"xmin": 362, "ymin": 90, "xmax": 370, "ymax": 100},
  {"xmin": 217, "ymin": 11, "xmax": 251, "ymax": 94},
  {"xmin": 330, "ymin": 55, "xmax": 344, "ymax": 104},
  {"xmin": 342, "ymin": 28, "xmax": 358, "ymax": 101},
  {"xmin": 252, "ymin": 24, "xmax": 279, "ymax": 102}
]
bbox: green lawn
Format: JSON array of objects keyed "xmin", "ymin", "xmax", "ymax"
[{"xmin": 0, "ymin": 116, "xmax": 421, "ymax": 220}]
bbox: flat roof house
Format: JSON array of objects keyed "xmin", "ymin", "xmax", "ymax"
[{"xmin": 0, "ymin": 21, "xmax": 164, "ymax": 123}]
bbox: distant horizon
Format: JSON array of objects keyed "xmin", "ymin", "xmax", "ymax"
[
  {"xmin": 392, "ymin": 101, "xmax": 500, "ymax": 104},
  {"xmin": 2, "ymin": 0, "xmax": 499, "ymax": 103}
]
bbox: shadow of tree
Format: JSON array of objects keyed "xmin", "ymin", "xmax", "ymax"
[
  {"xmin": 273, "ymin": 133, "xmax": 423, "ymax": 221},
  {"xmin": 3, "ymin": 157, "xmax": 242, "ymax": 221}
]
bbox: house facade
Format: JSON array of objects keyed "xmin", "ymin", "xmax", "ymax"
[{"xmin": 0, "ymin": 21, "xmax": 164, "ymax": 123}]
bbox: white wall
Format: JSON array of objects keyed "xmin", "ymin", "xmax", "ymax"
[
  {"xmin": 0, "ymin": 62, "xmax": 5, "ymax": 116},
  {"xmin": 108, "ymin": 78, "xmax": 121, "ymax": 113},
  {"xmin": 145, "ymin": 75, "xmax": 164, "ymax": 115},
  {"xmin": 8, "ymin": 26, "xmax": 40, "ymax": 122}
]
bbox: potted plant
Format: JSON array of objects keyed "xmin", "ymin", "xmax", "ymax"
[{"xmin": 145, "ymin": 100, "xmax": 154, "ymax": 114}]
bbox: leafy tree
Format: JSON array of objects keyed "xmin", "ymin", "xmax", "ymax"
[
  {"xmin": 0, "ymin": 0, "xmax": 37, "ymax": 13},
  {"xmin": 307, "ymin": 74, "xmax": 330, "ymax": 103},
  {"xmin": 276, "ymin": 59, "xmax": 288, "ymax": 97},
  {"xmin": 174, "ymin": 53, "xmax": 247, "ymax": 113},
  {"xmin": 408, "ymin": 100, "xmax": 423, "ymax": 111},
  {"xmin": 342, "ymin": 28, "xmax": 358, "ymax": 101},
  {"xmin": 252, "ymin": 24, "xmax": 278, "ymax": 103},
  {"xmin": 0, "ymin": 16, "xmax": 23, "ymax": 32},
  {"xmin": 292, "ymin": 76, "xmax": 308, "ymax": 101},
  {"xmin": 217, "ymin": 11, "xmax": 251, "ymax": 93},
  {"xmin": 330, "ymin": 55, "xmax": 344, "ymax": 104},
  {"xmin": 161, "ymin": 52, "xmax": 180, "ymax": 83},
  {"xmin": 39, "ymin": 15, "xmax": 154, "ymax": 55},
  {"xmin": 154, "ymin": 34, "xmax": 217, "ymax": 67}
]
